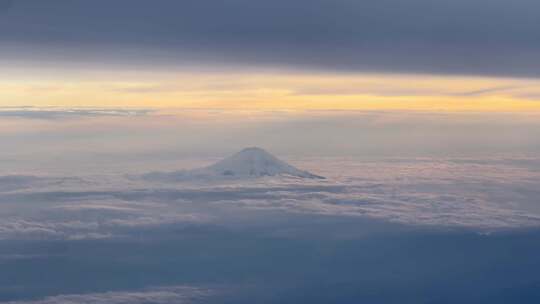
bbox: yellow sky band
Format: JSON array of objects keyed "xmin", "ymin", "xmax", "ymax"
[{"xmin": 1, "ymin": 70, "xmax": 539, "ymax": 112}]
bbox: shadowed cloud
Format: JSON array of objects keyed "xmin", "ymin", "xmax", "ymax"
[{"xmin": 1, "ymin": 0, "xmax": 540, "ymax": 77}]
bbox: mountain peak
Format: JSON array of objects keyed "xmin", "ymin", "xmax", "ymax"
[
  {"xmin": 205, "ymin": 147, "xmax": 323, "ymax": 179},
  {"xmin": 233, "ymin": 147, "xmax": 274, "ymax": 159},
  {"xmin": 240, "ymin": 147, "xmax": 265, "ymax": 152},
  {"xmin": 141, "ymin": 147, "xmax": 324, "ymax": 181}
]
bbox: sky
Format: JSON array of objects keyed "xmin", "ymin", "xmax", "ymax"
[
  {"xmin": 3, "ymin": 2, "xmax": 540, "ymax": 303},
  {"xmin": 1, "ymin": 0, "xmax": 540, "ymax": 111},
  {"xmin": 1, "ymin": 0, "xmax": 540, "ymax": 159}
]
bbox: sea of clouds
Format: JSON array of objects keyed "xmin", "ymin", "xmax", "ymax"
[{"xmin": 1, "ymin": 157, "xmax": 540, "ymax": 242}]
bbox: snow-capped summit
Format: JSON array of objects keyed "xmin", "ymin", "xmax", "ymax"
[
  {"xmin": 203, "ymin": 147, "xmax": 323, "ymax": 178},
  {"xmin": 141, "ymin": 147, "xmax": 324, "ymax": 181}
]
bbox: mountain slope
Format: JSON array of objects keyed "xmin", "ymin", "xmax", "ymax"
[
  {"xmin": 203, "ymin": 147, "xmax": 322, "ymax": 178},
  {"xmin": 142, "ymin": 147, "xmax": 324, "ymax": 181}
]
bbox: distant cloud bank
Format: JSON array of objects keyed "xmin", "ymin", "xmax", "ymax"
[{"xmin": 0, "ymin": 107, "xmax": 153, "ymax": 120}]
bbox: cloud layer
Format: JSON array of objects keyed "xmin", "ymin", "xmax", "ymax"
[
  {"xmin": 0, "ymin": 107, "xmax": 152, "ymax": 120},
  {"xmin": 1, "ymin": 0, "xmax": 540, "ymax": 77},
  {"xmin": 4, "ymin": 286, "xmax": 211, "ymax": 304},
  {"xmin": 2, "ymin": 156, "xmax": 540, "ymax": 240}
]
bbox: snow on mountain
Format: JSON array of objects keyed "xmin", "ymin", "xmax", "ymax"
[{"xmin": 142, "ymin": 147, "xmax": 324, "ymax": 181}]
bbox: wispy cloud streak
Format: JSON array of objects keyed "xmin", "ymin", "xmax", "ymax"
[{"xmin": 3, "ymin": 285, "xmax": 211, "ymax": 304}]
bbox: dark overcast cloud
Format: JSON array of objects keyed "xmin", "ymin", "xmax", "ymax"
[{"xmin": 1, "ymin": 0, "xmax": 540, "ymax": 77}]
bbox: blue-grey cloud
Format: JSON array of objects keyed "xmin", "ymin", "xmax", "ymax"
[
  {"xmin": 0, "ymin": 107, "xmax": 153, "ymax": 120},
  {"xmin": 3, "ymin": 285, "xmax": 211, "ymax": 304},
  {"xmin": 0, "ymin": 177, "xmax": 210, "ymax": 240},
  {"xmin": 0, "ymin": 0, "xmax": 13, "ymax": 11},
  {"xmin": 1, "ymin": 0, "xmax": 540, "ymax": 77},
  {"xmin": 0, "ymin": 175, "xmax": 83, "ymax": 192}
]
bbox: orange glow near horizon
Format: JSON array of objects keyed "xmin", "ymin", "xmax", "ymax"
[{"xmin": 1, "ymin": 69, "xmax": 540, "ymax": 112}]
